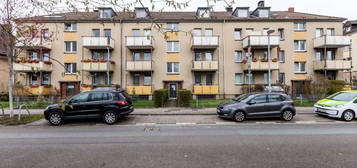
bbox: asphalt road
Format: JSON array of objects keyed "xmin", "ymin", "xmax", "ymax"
[{"xmin": 1, "ymin": 124, "xmax": 357, "ymax": 168}]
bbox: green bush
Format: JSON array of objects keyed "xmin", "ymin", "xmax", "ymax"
[
  {"xmin": 153, "ymin": 89, "xmax": 168, "ymax": 107},
  {"xmin": 178, "ymin": 89, "xmax": 192, "ymax": 107},
  {"xmin": 327, "ymin": 80, "xmax": 346, "ymax": 95}
]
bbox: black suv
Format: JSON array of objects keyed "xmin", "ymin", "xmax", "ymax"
[
  {"xmin": 217, "ymin": 93, "xmax": 296, "ymax": 122},
  {"xmin": 44, "ymin": 88, "xmax": 133, "ymax": 125}
]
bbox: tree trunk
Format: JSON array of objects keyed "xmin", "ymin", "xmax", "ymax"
[{"xmin": 7, "ymin": 46, "xmax": 14, "ymax": 118}]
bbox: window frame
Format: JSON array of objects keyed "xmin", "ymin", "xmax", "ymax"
[
  {"xmin": 166, "ymin": 23, "xmax": 179, "ymax": 32},
  {"xmin": 234, "ymin": 29, "xmax": 242, "ymax": 40},
  {"xmin": 278, "ymin": 50, "xmax": 285, "ymax": 63},
  {"xmin": 64, "ymin": 23, "xmax": 77, "ymax": 32},
  {"xmin": 166, "ymin": 41, "xmax": 180, "ymax": 53},
  {"xmin": 235, "ymin": 73, "xmax": 243, "ymax": 85},
  {"xmin": 294, "ymin": 40, "xmax": 306, "ymax": 52},
  {"xmin": 64, "ymin": 41, "xmax": 77, "ymax": 53},
  {"xmin": 166, "ymin": 62, "xmax": 180, "ymax": 74},
  {"xmin": 234, "ymin": 51, "xmax": 243, "ymax": 62},
  {"xmin": 65, "ymin": 63, "xmax": 77, "ymax": 74},
  {"xmin": 294, "ymin": 22, "xmax": 306, "ymax": 31},
  {"xmin": 294, "ymin": 62, "xmax": 306, "ymax": 74}
]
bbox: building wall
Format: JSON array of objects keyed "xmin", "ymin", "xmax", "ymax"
[{"xmin": 0, "ymin": 57, "xmax": 9, "ymax": 93}]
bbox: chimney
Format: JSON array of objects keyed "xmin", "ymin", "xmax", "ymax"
[
  {"xmin": 288, "ymin": 7, "xmax": 295, "ymax": 12},
  {"xmin": 258, "ymin": 0, "xmax": 265, "ymax": 7},
  {"xmin": 226, "ymin": 7, "xmax": 233, "ymax": 12}
]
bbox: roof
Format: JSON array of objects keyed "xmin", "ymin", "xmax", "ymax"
[{"xmin": 18, "ymin": 10, "xmax": 346, "ymax": 23}]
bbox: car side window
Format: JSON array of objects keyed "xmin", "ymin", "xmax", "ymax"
[
  {"xmin": 89, "ymin": 92, "xmax": 104, "ymax": 102},
  {"xmin": 102, "ymin": 93, "xmax": 112, "ymax": 101},
  {"xmin": 253, "ymin": 95, "xmax": 268, "ymax": 104},
  {"xmin": 70, "ymin": 92, "xmax": 90, "ymax": 103},
  {"xmin": 268, "ymin": 94, "xmax": 282, "ymax": 103}
]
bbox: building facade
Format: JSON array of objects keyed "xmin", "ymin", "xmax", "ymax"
[
  {"xmin": 344, "ymin": 20, "xmax": 357, "ymax": 82},
  {"xmin": 0, "ymin": 25, "xmax": 9, "ymax": 94},
  {"xmin": 15, "ymin": 1, "xmax": 352, "ymax": 99}
]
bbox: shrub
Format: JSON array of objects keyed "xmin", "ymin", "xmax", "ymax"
[
  {"xmin": 153, "ymin": 89, "xmax": 168, "ymax": 107},
  {"xmin": 327, "ymin": 80, "xmax": 347, "ymax": 95},
  {"xmin": 178, "ymin": 89, "xmax": 192, "ymax": 107}
]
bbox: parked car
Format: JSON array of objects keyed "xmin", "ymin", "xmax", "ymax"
[
  {"xmin": 217, "ymin": 93, "xmax": 296, "ymax": 122},
  {"xmin": 44, "ymin": 88, "xmax": 133, "ymax": 126},
  {"xmin": 314, "ymin": 91, "xmax": 357, "ymax": 122}
]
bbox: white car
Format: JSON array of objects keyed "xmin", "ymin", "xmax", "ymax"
[{"xmin": 314, "ymin": 91, "xmax": 357, "ymax": 121}]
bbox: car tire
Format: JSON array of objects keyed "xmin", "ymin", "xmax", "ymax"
[
  {"xmin": 342, "ymin": 110, "xmax": 355, "ymax": 122},
  {"xmin": 48, "ymin": 111, "xmax": 63, "ymax": 126},
  {"xmin": 281, "ymin": 110, "xmax": 294, "ymax": 121},
  {"xmin": 103, "ymin": 111, "xmax": 118, "ymax": 125},
  {"xmin": 234, "ymin": 111, "xmax": 245, "ymax": 122}
]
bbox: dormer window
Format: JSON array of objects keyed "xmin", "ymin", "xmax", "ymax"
[
  {"xmin": 233, "ymin": 7, "xmax": 249, "ymax": 18},
  {"xmin": 135, "ymin": 8, "xmax": 148, "ymax": 19},
  {"xmin": 197, "ymin": 7, "xmax": 211, "ymax": 18},
  {"xmin": 258, "ymin": 9, "xmax": 269, "ymax": 17},
  {"xmin": 99, "ymin": 8, "xmax": 116, "ymax": 18}
]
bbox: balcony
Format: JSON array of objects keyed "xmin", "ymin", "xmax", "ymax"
[
  {"xmin": 242, "ymin": 35, "xmax": 279, "ymax": 49},
  {"xmin": 242, "ymin": 60, "xmax": 279, "ymax": 71},
  {"xmin": 82, "ymin": 36, "xmax": 114, "ymax": 49},
  {"xmin": 313, "ymin": 60, "xmax": 351, "ymax": 70},
  {"xmin": 25, "ymin": 85, "xmax": 52, "ymax": 96},
  {"xmin": 191, "ymin": 36, "xmax": 219, "ymax": 49},
  {"xmin": 126, "ymin": 61, "xmax": 153, "ymax": 72},
  {"xmin": 192, "ymin": 61, "xmax": 218, "ymax": 71},
  {"xmin": 82, "ymin": 62, "xmax": 114, "ymax": 72},
  {"xmin": 126, "ymin": 36, "xmax": 153, "ymax": 50},
  {"xmin": 314, "ymin": 36, "xmax": 351, "ymax": 48},
  {"xmin": 127, "ymin": 86, "xmax": 153, "ymax": 95},
  {"xmin": 16, "ymin": 37, "xmax": 52, "ymax": 49},
  {"xmin": 193, "ymin": 85, "xmax": 219, "ymax": 95},
  {"xmin": 14, "ymin": 61, "xmax": 52, "ymax": 72}
]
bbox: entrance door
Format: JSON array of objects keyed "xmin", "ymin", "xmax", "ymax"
[
  {"xmin": 60, "ymin": 82, "xmax": 80, "ymax": 98},
  {"xmin": 169, "ymin": 83, "xmax": 177, "ymax": 99}
]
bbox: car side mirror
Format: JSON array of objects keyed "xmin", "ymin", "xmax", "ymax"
[{"xmin": 248, "ymin": 100, "xmax": 256, "ymax": 105}]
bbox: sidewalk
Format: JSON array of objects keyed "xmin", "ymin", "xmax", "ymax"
[{"xmin": 2, "ymin": 107, "xmax": 314, "ymax": 115}]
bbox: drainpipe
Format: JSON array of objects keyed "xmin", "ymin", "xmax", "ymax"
[
  {"xmin": 221, "ymin": 19, "xmax": 226, "ymax": 98},
  {"xmin": 120, "ymin": 19, "xmax": 123, "ymax": 88},
  {"xmin": 107, "ymin": 46, "xmax": 110, "ymax": 85}
]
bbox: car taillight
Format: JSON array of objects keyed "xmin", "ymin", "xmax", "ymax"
[{"xmin": 117, "ymin": 100, "xmax": 128, "ymax": 105}]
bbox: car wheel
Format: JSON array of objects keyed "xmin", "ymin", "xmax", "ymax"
[
  {"xmin": 48, "ymin": 111, "xmax": 63, "ymax": 126},
  {"xmin": 234, "ymin": 111, "xmax": 245, "ymax": 122},
  {"xmin": 342, "ymin": 110, "xmax": 355, "ymax": 122},
  {"xmin": 103, "ymin": 111, "xmax": 118, "ymax": 125},
  {"xmin": 281, "ymin": 110, "xmax": 294, "ymax": 121}
]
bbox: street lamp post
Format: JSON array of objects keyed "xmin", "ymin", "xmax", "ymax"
[{"xmin": 267, "ymin": 29, "xmax": 275, "ymax": 93}]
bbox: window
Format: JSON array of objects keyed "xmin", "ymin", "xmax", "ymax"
[
  {"xmin": 263, "ymin": 51, "xmax": 268, "ymax": 59},
  {"xmin": 245, "ymin": 74, "xmax": 254, "ymax": 84},
  {"xmin": 42, "ymin": 73, "xmax": 50, "ymax": 85},
  {"xmin": 197, "ymin": 8, "xmax": 210, "ymax": 18},
  {"xmin": 294, "ymin": 22, "xmax": 306, "ymax": 31},
  {"xmin": 167, "ymin": 62, "xmax": 179, "ymax": 73},
  {"xmin": 279, "ymin": 73, "xmax": 285, "ymax": 84},
  {"xmin": 144, "ymin": 29, "xmax": 151, "ymax": 36},
  {"xmin": 92, "ymin": 29, "xmax": 100, "ymax": 37},
  {"xmin": 100, "ymin": 9, "xmax": 114, "ymax": 18},
  {"xmin": 237, "ymin": 9, "xmax": 248, "ymax": 18},
  {"xmin": 205, "ymin": 29, "xmax": 213, "ymax": 36},
  {"xmin": 192, "ymin": 28, "xmax": 202, "ymax": 36},
  {"xmin": 29, "ymin": 51, "xmax": 38, "ymax": 60},
  {"xmin": 133, "ymin": 52, "xmax": 141, "ymax": 61},
  {"xmin": 65, "ymin": 41, "xmax": 77, "ymax": 53},
  {"xmin": 205, "ymin": 52, "xmax": 212, "ymax": 61},
  {"xmin": 90, "ymin": 92, "xmax": 104, "ymax": 102},
  {"xmin": 234, "ymin": 29, "xmax": 242, "ymax": 40},
  {"xmin": 66, "ymin": 83, "xmax": 76, "ymax": 96},
  {"xmin": 132, "ymin": 29, "xmax": 140, "ymax": 36},
  {"xmin": 206, "ymin": 74, "xmax": 213, "ymax": 85},
  {"xmin": 278, "ymin": 50, "xmax": 285, "ymax": 62},
  {"xmin": 64, "ymin": 23, "xmax": 77, "ymax": 31},
  {"xmin": 30, "ymin": 74, "xmax": 38, "ymax": 85},
  {"xmin": 264, "ymin": 73, "xmax": 268, "ymax": 85},
  {"xmin": 70, "ymin": 92, "xmax": 90, "ymax": 103},
  {"xmin": 294, "ymin": 62, "xmax": 306, "ymax": 73},
  {"xmin": 143, "ymin": 52, "xmax": 151, "ymax": 61},
  {"xmin": 166, "ymin": 41, "xmax": 179, "ymax": 52},
  {"xmin": 92, "ymin": 73, "xmax": 100, "ymax": 85},
  {"xmin": 316, "ymin": 28, "xmax": 323, "ymax": 37},
  {"xmin": 316, "ymin": 51, "xmax": 323, "ymax": 61},
  {"xmin": 43, "ymin": 51, "xmax": 50, "ymax": 61},
  {"xmin": 143, "ymin": 75, "xmax": 152, "ymax": 85},
  {"xmin": 104, "ymin": 74, "xmax": 112, "ymax": 85},
  {"xmin": 235, "ymin": 51, "xmax": 242, "ymax": 62},
  {"xmin": 258, "ymin": 9, "xmax": 269, "ymax": 17},
  {"xmin": 327, "ymin": 72, "xmax": 336, "ymax": 80},
  {"xmin": 278, "ymin": 29, "xmax": 285, "ymax": 40},
  {"xmin": 135, "ymin": 8, "xmax": 148, "ymax": 18},
  {"xmin": 327, "ymin": 50, "xmax": 335, "ymax": 60},
  {"xmin": 294, "ymin": 40, "xmax": 306, "ymax": 51},
  {"xmin": 133, "ymin": 74, "xmax": 140, "ymax": 86},
  {"xmin": 253, "ymin": 95, "xmax": 267, "ymax": 104},
  {"xmin": 263, "ymin": 28, "xmax": 269, "ymax": 35},
  {"xmin": 235, "ymin": 73, "xmax": 243, "ymax": 84},
  {"xmin": 65, "ymin": 63, "xmax": 76, "ymax": 74},
  {"xmin": 104, "ymin": 29, "xmax": 111, "ymax": 37},
  {"xmin": 246, "ymin": 28, "xmax": 254, "ymax": 35},
  {"xmin": 194, "ymin": 73, "xmax": 201, "ymax": 84},
  {"xmin": 42, "ymin": 29, "xmax": 49, "ymax": 39},
  {"xmin": 268, "ymin": 94, "xmax": 283, "ymax": 103},
  {"xmin": 327, "ymin": 28, "xmax": 335, "ymax": 36},
  {"xmin": 167, "ymin": 23, "xmax": 179, "ymax": 32}
]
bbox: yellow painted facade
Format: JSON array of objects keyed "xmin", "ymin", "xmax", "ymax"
[
  {"xmin": 64, "ymin": 32, "xmax": 78, "ymax": 41},
  {"xmin": 293, "ymin": 52, "xmax": 308, "ymax": 62},
  {"xmin": 64, "ymin": 54, "xmax": 77, "ymax": 62},
  {"xmin": 63, "ymin": 75, "xmax": 79, "ymax": 81},
  {"xmin": 26, "ymin": 86, "xmax": 52, "ymax": 96},
  {"xmin": 293, "ymin": 74, "xmax": 308, "ymax": 80},
  {"xmin": 166, "ymin": 53, "xmax": 180, "ymax": 62},
  {"xmin": 166, "ymin": 75, "xmax": 180, "ymax": 81},
  {"xmin": 165, "ymin": 32, "xmax": 179, "ymax": 41},
  {"xmin": 293, "ymin": 31, "xmax": 308, "ymax": 40}
]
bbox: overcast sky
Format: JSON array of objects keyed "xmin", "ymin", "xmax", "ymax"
[{"xmin": 147, "ymin": 0, "xmax": 355, "ymax": 20}]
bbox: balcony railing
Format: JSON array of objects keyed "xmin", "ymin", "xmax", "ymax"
[
  {"xmin": 16, "ymin": 37, "xmax": 52, "ymax": 49},
  {"xmin": 82, "ymin": 36, "xmax": 114, "ymax": 49},
  {"xmin": 313, "ymin": 60, "xmax": 351, "ymax": 70},
  {"xmin": 126, "ymin": 61, "xmax": 153, "ymax": 71},
  {"xmin": 242, "ymin": 35, "xmax": 280, "ymax": 48},
  {"xmin": 242, "ymin": 60, "xmax": 279, "ymax": 71},
  {"xmin": 126, "ymin": 36, "xmax": 153, "ymax": 49},
  {"xmin": 193, "ymin": 85, "xmax": 219, "ymax": 95},
  {"xmin": 14, "ymin": 61, "xmax": 52, "ymax": 72},
  {"xmin": 192, "ymin": 61, "xmax": 218, "ymax": 71},
  {"xmin": 314, "ymin": 36, "xmax": 351, "ymax": 48},
  {"xmin": 127, "ymin": 86, "xmax": 153, "ymax": 95},
  {"xmin": 82, "ymin": 62, "xmax": 114, "ymax": 72},
  {"xmin": 192, "ymin": 36, "xmax": 219, "ymax": 49}
]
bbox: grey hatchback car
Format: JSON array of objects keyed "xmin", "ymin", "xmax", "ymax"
[{"xmin": 217, "ymin": 93, "xmax": 296, "ymax": 122}]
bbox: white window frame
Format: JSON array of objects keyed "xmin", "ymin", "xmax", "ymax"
[
  {"xmin": 65, "ymin": 41, "xmax": 77, "ymax": 53},
  {"xmin": 245, "ymin": 74, "xmax": 254, "ymax": 84},
  {"xmin": 167, "ymin": 62, "xmax": 180, "ymax": 74},
  {"xmin": 279, "ymin": 50, "xmax": 285, "ymax": 63},
  {"xmin": 278, "ymin": 29, "xmax": 285, "ymax": 40},
  {"xmin": 64, "ymin": 23, "xmax": 77, "ymax": 31},
  {"xmin": 234, "ymin": 29, "xmax": 242, "ymax": 40},
  {"xmin": 166, "ymin": 41, "xmax": 180, "ymax": 53},
  {"xmin": 294, "ymin": 22, "xmax": 306, "ymax": 31},
  {"xmin": 235, "ymin": 73, "xmax": 243, "ymax": 84},
  {"xmin": 143, "ymin": 75, "xmax": 152, "ymax": 86},
  {"xmin": 65, "ymin": 63, "xmax": 76, "ymax": 74},
  {"xmin": 167, "ymin": 23, "xmax": 179, "ymax": 32},
  {"xmin": 258, "ymin": 9, "xmax": 269, "ymax": 18},
  {"xmin": 294, "ymin": 62, "xmax": 306, "ymax": 73},
  {"xmin": 235, "ymin": 51, "xmax": 243, "ymax": 62},
  {"xmin": 294, "ymin": 40, "xmax": 306, "ymax": 51}
]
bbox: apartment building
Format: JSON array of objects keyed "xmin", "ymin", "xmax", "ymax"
[
  {"xmin": 0, "ymin": 25, "xmax": 9, "ymax": 94},
  {"xmin": 344, "ymin": 20, "xmax": 357, "ymax": 80},
  {"xmin": 15, "ymin": 1, "xmax": 351, "ymax": 99}
]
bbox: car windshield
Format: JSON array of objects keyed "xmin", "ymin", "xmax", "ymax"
[
  {"xmin": 327, "ymin": 92, "xmax": 357, "ymax": 102},
  {"xmin": 233, "ymin": 94, "xmax": 255, "ymax": 103}
]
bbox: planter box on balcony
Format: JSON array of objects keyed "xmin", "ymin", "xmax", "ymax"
[{"xmin": 82, "ymin": 36, "xmax": 114, "ymax": 49}]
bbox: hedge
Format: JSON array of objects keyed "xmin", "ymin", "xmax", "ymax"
[
  {"xmin": 178, "ymin": 89, "xmax": 192, "ymax": 107},
  {"xmin": 153, "ymin": 89, "xmax": 168, "ymax": 107},
  {"xmin": 327, "ymin": 80, "xmax": 346, "ymax": 95}
]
